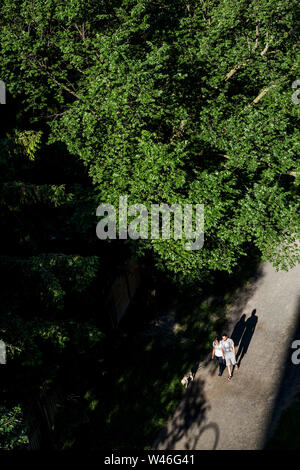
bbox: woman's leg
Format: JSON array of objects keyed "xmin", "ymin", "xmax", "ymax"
[{"xmin": 217, "ymin": 357, "xmax": 223, "ymax": 375}]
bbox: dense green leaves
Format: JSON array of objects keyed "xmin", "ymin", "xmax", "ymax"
[{"xmin": 1, "ymin": 0, "xmax": 298, "ymax": 280}]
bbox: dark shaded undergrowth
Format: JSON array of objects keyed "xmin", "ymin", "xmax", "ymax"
[{"xmin": 50, "ymin": 248, "xmax": 261, "ymax": 450}]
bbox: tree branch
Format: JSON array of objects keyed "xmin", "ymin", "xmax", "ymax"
[
  {"xmin": 249, "ymin": 83, "xmax": 277, "ymax": 106},
  {"xmin": 225, "ymin": 26, "xmax": 272, "ymax": 81},
  {"xmin": 35, "ymin": 59, "xmax": 80, "ymax": 100},
  {"xmin": 252, "ymin": 24, "xmax": 260, "ymax": 51},
  {"xmin": 170, "ymin": 120, "xmax": 187, "ymax": 142},
  {"xmin": 260, "ymin": 33, "xmax": 272, "ymax": 56}
]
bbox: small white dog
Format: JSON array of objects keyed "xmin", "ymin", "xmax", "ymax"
[{"xmin": 181, "ymin": 371, "xmax": 194, "ymax": 388}]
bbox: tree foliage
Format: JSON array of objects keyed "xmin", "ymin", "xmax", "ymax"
[
  {"xmin": 0, "ymin": 0, "xmax": 299, "ymax": 281},
  {"xmin": 0, "ymin": 109, "xmax": 108, "ymax": 448},
  {"xmin": 0, "ymin": 405, "xmax": 29, "ymax": 450}
]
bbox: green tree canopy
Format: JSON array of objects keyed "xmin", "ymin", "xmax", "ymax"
[{"xmin": 0, "ymin": 0, "xmax": 299, "ymax": 282}]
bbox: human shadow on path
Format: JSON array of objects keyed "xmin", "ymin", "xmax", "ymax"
[
  {"xmin": 236, "ymin": 309, "xmax": 258, "ymax": 367},
  {"xmin": 231, "ymin": 314, "xmax": 246, "ymax": 347}
]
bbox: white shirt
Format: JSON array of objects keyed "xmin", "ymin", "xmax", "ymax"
[
  {"xmin": 213, "ymin": 341, "xmax": 223, "ymax": 357},
  {"xmin": 221, "ymin": 338, "xmax": 234, "ymax": 355}
]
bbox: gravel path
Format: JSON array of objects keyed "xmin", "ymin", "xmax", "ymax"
[{"xmin": 153, "ymin": 261, "xmax": 300, "ymax": 450}]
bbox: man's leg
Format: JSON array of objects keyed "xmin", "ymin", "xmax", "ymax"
[
  {"xmin": 227, "ymin": 363, "xmax": 232, "ymax": 378},
  {"xmin": 232, "ymin": 352, "xmax": 238, "ymax": 372}
]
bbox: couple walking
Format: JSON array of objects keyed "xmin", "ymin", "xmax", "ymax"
[{"xmin": 212, "ymin": 334, "xmax": 238, "ymax": 381}]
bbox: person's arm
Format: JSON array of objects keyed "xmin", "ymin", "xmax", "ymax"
[
  {"xmin": 231, "ymin": 340, "xmax": 235, "ymax": 353},
  {"xmin": 212, "ymin": 346, "xmax": 215, "ymax": 359},
  {"xmin": 221, "ymin": 344, "xmax": 225, "ymax": 360}
]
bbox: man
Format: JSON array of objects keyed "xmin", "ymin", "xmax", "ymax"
[{"xmin": 221, "ymin": 333, "xmax": 238, "ymax": 380}]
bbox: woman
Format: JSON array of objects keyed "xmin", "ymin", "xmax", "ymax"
[{"xmin": 212, "ymin": 336, "xmax": 224, "ymax": 376}]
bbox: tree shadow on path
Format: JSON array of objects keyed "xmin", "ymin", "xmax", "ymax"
[
  {"xmin": 265, "ymin": 297, "xmax": 300, "ymax": 449},
  {"xmin": 152, "ymin": 378, "xmax": 220, "ymax": 450}
]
